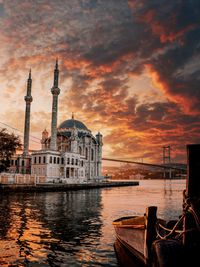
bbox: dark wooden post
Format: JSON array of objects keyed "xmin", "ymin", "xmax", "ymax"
[
  {"xmin": 144, "ymin": 206, "xmax": 157, "ymax": 266},
  {"xmin": 186, "ymin": 144, "xmax": 200, "ymax": 198},
  {"xmin": 183, "ymin": 144, "xmax": 200, "ymax": 246}
]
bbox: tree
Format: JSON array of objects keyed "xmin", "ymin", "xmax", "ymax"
[{"xmin": 0, "ymin": 128, "xmax": 22, "ymax": 172}]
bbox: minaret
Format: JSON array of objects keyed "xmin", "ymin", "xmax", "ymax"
[
  {"xmin": 96, "ymin": 132, "xmax": 103, "ymax": 177},
  {"xmin": 23, "ymin": 69, "xmax": 33, "ymax": 155},
  {"xmin": 50, "ymin": 59, "xmax": 60, "ymax": 150}
]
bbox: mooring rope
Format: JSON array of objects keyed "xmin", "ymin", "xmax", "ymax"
[
  {"xmin": 156, "ymin": 214, "xmax": 184, "ymax": 240},
  {"xmin": 183, "ymin": 192, "xmax": 200, "ymax": 232},
  {"xmin": 156, "ymin": 190, "xmax": 200, "ymax": 240}
]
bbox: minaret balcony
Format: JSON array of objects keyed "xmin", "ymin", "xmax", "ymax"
[
  {"xmin": 24, "ymin": 95, "xmax": 33, "ymax": 102},
  {"xmin": 51, "ymin": 87, "xmax": 60, "ymax": 95}
]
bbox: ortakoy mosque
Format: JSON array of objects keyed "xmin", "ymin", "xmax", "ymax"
[{"xmin": 10, "ymin": 61, "xmax": 103, "ymax": 183}]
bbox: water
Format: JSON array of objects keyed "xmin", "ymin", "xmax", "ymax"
[{"xmin": 0, "ymin": 179, "xmax": 186, "ymax": 266}]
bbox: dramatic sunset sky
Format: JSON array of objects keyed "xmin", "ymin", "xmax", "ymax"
[{"xmin": 0, "ymin": 0, "xmax": 199, "ymax": 164}]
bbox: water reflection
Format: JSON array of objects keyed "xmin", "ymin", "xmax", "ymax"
[
  {"xmin": 163, "ymin": 179, "xmax": 173, "ymax": 197},
  {"xmin": 0, "ymin": 190, "xmax": 104, "ymax": 266},
  {"xmin": 0, "ymin": 180, "xmax": 186, "ymax": 267}
]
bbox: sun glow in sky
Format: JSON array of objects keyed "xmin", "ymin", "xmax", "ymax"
[{"xmin": 0, "ymin": 0, "xmax": 200, "ymax": 163}]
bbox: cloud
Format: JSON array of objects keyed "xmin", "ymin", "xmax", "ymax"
[
  {"xmin": 0, "ymin": 0, "xmax": 200, "ymax": 163},
  {"xmin": 127, "ymin": 0, "xmax": 200, "ymax": 113}
]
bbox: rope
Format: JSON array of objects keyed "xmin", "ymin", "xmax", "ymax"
[
  {"xmin": 156, "ymin": 190, "xmax": 200, "ymax": 240},
  {"xmin": 183, "ymin": 190, "xmax": 200, "ymax": 231},
  {"xmin": 156, "ymin": 214, "xmax": 185, "ymax": 240}
]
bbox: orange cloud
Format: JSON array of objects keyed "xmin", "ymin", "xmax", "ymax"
[{"xmin": 145, "ymin": 64, "xmax": 200, "ymax": 115}]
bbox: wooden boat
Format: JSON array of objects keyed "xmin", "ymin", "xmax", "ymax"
[
  {"xmin": 113, "ymin": 215, "xmax": 146, "ymax": 264},
  {"xmin": 113, "ymin": 207, "xmax": 163, "ymax": 266},
  {"xmin": 113, "ymin": 144, "xmax": 200, "ymax": 267}
]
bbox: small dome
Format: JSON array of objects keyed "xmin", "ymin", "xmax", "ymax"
[{"xmin": 58, "ymin": 119, "xmax": 89, "ymax": 131}]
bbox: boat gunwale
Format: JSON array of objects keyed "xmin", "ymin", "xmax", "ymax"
[
  {"xmin": 113, "ymin": 215, "xmax": 144, "ymax": 222},
  {"xmin": 113, "ymin": 224, "xmax": 145, "ymax": 229}
]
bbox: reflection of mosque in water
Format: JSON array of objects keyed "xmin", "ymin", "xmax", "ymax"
[
  {"xmin": 43, "ymin": 190, "xmax": 102, "ymax": 241},
  {"xmin": 0, "ymin": 190, "xmax": 103, "ymax": 266}
]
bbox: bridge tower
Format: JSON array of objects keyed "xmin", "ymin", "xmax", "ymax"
[
  {"xmin": 163, "ymin": 146, "xmax": 171, "ymax": 179},
  {"xmin": 163, "ymin": 146, "xmax": 171, "ymax": 164}
]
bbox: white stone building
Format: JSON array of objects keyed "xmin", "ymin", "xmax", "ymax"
[
  {"xmin": 31, "ymin": 117, "xmax": 103, "ymax": 183},
  {"xmin": 9, "ymin": 61, "xmax": 103, "ymax": 183}
]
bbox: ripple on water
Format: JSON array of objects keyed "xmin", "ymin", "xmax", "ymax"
[{"xmin": 0, "ymin": 180, "xmax": 185, "ymax": 266}]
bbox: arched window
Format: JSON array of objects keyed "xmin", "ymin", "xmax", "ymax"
[
  {"xmin": 79, "ymin": 146, "xmax": 82, "ymax": 155},
  {"xmin": 67, "ymin": 158, "xmax": 70, "ymax": 164},
  {"xmin": 50, "ymin": 156, "xmax": 52, "ymax": 163},
  {"xmin": 66, "ymin": 167, "xmax": 69, "ymax": 178},
  {"xmin": 43, "ymin": 156, "xmax": 46, "ymax": 164},
  {"xmin": 39, "ymin": 157, "xmax": 41, "ymax": 164},
  {"xmin": 34, "ymin": 157, "xmax": 37, "ymax": 164},
  {"xmin": 85, "ymin": 147, "xmax": 88, "ymax": 160},
  {"xmin": 54, "ymin": 157, "xmax": 56, "ymax": 164},
  {"xmin": 57, "ymin": 158, "xmax": 60, "ymax": 164},
  {"xmin": 22, "ymin": 160, "xmax": 24, "ymax": 166},
  {"xmin": 76, "ymin": 159, "xmax": 78, "ymax": 165},
  {"xmin": 91, "ymin": 149, "xmax": 94, "ymax": 161},
  {"xmin": 61, "ymin": 158, "xmax": 64, "ymax": 164},
  {"xmin": 71, "ymin": 158, "xmax": 74, "ymax": 165}
]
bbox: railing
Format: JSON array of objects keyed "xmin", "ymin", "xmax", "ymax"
[
  {"xmin": 0, "ymin": 173, "xmax": 46, "ymax": 185},
  {"xmin": 0, "ymin": 174, "xmax": 107, "ymax": 185}
]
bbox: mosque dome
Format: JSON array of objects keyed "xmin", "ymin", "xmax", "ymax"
[{"xmin": 58, "ymin": 119, "xmax": 89, "ymax": 131}]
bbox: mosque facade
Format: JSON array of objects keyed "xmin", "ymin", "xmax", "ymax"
[{"xmin": 9, "ymin": 61, "xmax": 103, "ymax": 183}]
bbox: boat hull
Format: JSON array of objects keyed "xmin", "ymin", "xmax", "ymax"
[
  {"xmin": 113, "ymin": 216, "xmax": 146, "ymax": 265},
  {"xmin": 114, "ymin": 239, "xmax": 146, "ymax": 267}
]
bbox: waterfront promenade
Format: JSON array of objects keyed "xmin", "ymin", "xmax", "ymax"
[{"xmin": 0, "ymin": 180, "xmax": 139, "ymax": 192}]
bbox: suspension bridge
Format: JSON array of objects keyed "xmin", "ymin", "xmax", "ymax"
[
  {"xmin": 102, "ymin": 158, "xmax": 186, "ymax": 171},
  {"xmin": 0, "ymin": 121, "xmax": 186, "ymax": 173}
]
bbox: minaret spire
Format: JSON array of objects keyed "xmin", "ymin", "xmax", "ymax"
[
  {"xmin": 53, "ymin": 58, "xmax": 59, "ymax": 87},
  {"xmin": 23, "ymin": 69, "xmax": 33, "ymax": 155},
  {"xmin": 50, "ymin": 59, "xmax": 60, "ymax": 150}
]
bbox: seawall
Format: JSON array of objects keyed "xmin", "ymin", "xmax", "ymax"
[{"xmin": 0, "ymin": 181, "xmax": 139, "ymax": 193}]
